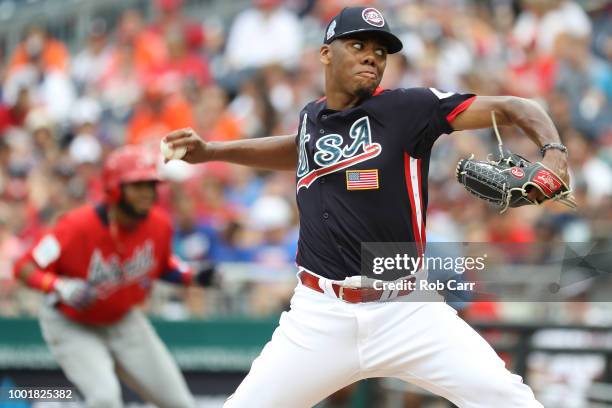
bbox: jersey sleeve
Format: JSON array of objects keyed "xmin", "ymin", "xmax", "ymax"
[
  {"xmin": 13, "ymin": 214, "xmax": 77, "ymax": 276},
  {"xmin": 159, "ymin": 255, "xmax": 194, "ymax": 285},
  {"xmin": 394, "ymin": 88, "xmax": 476, "ymax": 157}
]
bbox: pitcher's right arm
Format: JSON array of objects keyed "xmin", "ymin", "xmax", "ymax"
[{"xmin": 163, "ymin": 129, "xmax": 297, "ymax": 171}]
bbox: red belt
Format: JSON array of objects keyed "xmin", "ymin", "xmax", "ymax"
[{"xmin": 298, "ymin": 270, "xmax": 414, "ymax": 303}]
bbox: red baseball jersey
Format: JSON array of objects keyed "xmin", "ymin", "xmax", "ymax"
[{"xmin": 17, "ymin": 204, "xmax": 189, "ymax": 325}]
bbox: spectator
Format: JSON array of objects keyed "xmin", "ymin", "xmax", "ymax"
[
  {"xmin": 116, "ymin": 9, "xmax": 167, "ymax": 73},
  {"xmin": 0, "ymin": 205, "xmax": 22, "ymax": 317},
  {"xmin": 247, "ymin": 195, "xmax": 297, "ymax": 266},
  {"xmin": 194, "ymin": 85, "xmax": 243, "ymax": 141},
  {"xmin": 25, "ymin": 108, "xmax": 60, "ymax": 162},
  {"xmin": 507, "ymin": 39, "xmax": 558, "ymax": 97},
  {"xmin": 72, "ymin": 19, "xmax": 113, "ymax": 94},
  {"xmin": 172, "ymin": 192, "xmax": 220, "ymax": 265},
  {"xmin": 0, "ymin": 1, "xmax": 608, "ymax": 373},
  {"xmin": 0, "ymin": 203, "xmax": 22, "ymax": 278},
  {"xmin": 192, "ymin": 167, "xmax": 239, "ymax": 228},
  {"xmin": 7, "ymin": 25, "xmax": 70, "ymax": 74},
  {"xmin": 126, "ymin": 78, "xmax": 194, "ymax": 146},
  {"xmin": 98, "ymin": 41, "xmax": 144, "ymax": 123},
  {"xmin": 565, "ymin": 130, "xmax": 612, "ymax": 206},
  {"xmin": 228, "ymin": 74, "xmax": 277, "ymax": 137},
  {"xmin": 0, "ymin": 87, "xmax": 30, "ymax": 135},
  {"xmin": 225, "ymin": 0, "xmax": 303, "ymax": 71},
  {"xmin": 216, "ymin": 220, "xmax": 257, "ymax": 262},
  {"xmin": 512, "ymin": 0, "xmax": 591, "ymax": 55},
  {"xmin": 151, "ymin": 26, "xmax": 211, "ymax": 90},
  {"xmin": 224, "ymin": 166, "xmax": 265, "ymax": 209},
  {"xmin": 68, "ymin": 98, "xmax": 105, "ymax": 203},
  {"xmin": 4, "ymin": 56, "xmax": 76, "ymax": 123},
  {"xmin": 148, "ymin": 0, "xmax": 207, "ymax": 56},
  {"xmin": 554, "ymin": 33, "xmax": 612, "ymax": 139}
]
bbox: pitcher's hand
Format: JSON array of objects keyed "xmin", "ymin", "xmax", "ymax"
[{"xmin": 162, "ymin": 128, "xmax": 213, "ymax": 164}]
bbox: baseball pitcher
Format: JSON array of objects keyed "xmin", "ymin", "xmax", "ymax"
[{"xmin": 163, "ymin": 6, "xmax": 570, "ymax": 407}]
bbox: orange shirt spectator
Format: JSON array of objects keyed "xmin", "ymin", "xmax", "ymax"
[
  {"xmin": 204, "ymin": 113, "xmax": 242, "ymax": 142},
  {"xmin": 117, "ymin": 9, "xmax": 167, "ymax": 73},
  {"xmin": 127, "ymin": 87, "xmax": 194, "ymax": 145},
  {"xmin": 133, "ymin": 30, "xmax": 167, "ymax": 72},
  {"xmin": 8, "ymin": 26, "xmax": 69, "ymax": 74},
  {"xmin": 195, "ymin": 85, "xmax": 243, "ymax": 142}
]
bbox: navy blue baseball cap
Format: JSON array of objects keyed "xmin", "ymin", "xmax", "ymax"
[{"xmin": 323, "ymin": 6, "xmax": 403, "ymax": 54}]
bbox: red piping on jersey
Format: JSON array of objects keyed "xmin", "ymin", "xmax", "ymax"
[
  {"xmin": 403, "ymin": 153, "xmax": 425, "ymax": 261},
  {"xmin": 446, "ymin": 95, "xmax": 477, "ymax": 123},
  {"xmin": 372, "ymin": 86, "xmax": 385, "ymax": 96},
  {"xmin": 315, "ymin": 87, "xmax": 385, "ymax": 104},
  {"xmin": 416, "ymin": 160, "xmax": 426, "ymax": 249}
]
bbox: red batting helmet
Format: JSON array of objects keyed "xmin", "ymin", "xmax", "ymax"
[{"xmin": 103, "ymin": 145, "xmax": 159, "ymax": 203}]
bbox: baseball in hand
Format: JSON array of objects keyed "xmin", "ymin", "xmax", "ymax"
[{"xmin": 160, "ymin": 138, "xmax": 187, "ymax": 161}]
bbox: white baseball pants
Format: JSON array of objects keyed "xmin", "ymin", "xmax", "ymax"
[
  {"xmin": 39, "ymin": 305, "xmax": 195, "ymax": 408},
  {"xmin": 224, "ymin": 279, "xmax": 543, "ymax": 408}
]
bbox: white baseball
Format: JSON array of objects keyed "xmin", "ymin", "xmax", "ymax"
[{"xmin": 160, "ymin": 139, "xmax": 187, "ymax": 161}]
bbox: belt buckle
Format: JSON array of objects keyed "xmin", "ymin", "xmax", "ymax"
[{"xmin": 338, "ymin": 286, "xmax": 345, "ymax": 301}]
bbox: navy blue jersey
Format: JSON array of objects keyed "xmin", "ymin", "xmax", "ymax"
[{"xmin": 294, "ymin": 87, "xmax": 475, "ymax": 280}]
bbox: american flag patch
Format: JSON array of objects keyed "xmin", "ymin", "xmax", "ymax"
[{"xmin": 346, "ymin": 169, "xmax": 379, "ymax": 190}]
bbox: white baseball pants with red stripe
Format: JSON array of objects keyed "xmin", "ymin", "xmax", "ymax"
[{"xmin": 224, "ymin": 276, "xmax": 543, "ymax": 408}]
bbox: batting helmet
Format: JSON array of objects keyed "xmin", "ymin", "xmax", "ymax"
[{"xmin": 103, "ymin": 145, "xmax": 159, "ymax": 203}]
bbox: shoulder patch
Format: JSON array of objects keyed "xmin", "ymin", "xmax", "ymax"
[
  {"xmin": 32, "ymin": 234, "xmax": 61, "ymax": 268},
  {"xmin": 326, "ymin": 20, "xmax": 336, "ymax": 41}
]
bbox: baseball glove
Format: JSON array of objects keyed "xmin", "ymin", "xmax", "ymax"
[
  {"xmin": 456, "ymin": 153, "xmax": 575, "ymax": 213},
  {"xmin": 455, "ymin": 112, "xmax": 576, "ymax": 213}
]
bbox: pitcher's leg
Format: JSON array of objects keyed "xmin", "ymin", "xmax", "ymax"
[
  {"xmin": 225, "ymin": 286, "xmax": 362, "ymax": 408},
  {"xmin": 362, "ymin": 302, "xmax": 542, "ymax": 408}
]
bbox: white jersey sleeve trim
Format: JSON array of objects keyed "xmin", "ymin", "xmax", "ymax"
[{"xmin": 429, "ymin": 88, "xmax": 455, "ymax": 100}]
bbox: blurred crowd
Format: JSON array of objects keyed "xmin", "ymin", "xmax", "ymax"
[
  {"xmin": 0, "ymin": 0, "xmax": 610, "ymax": 405},
  {"xmin": 0, "ymin": 0, "xmax": 611, "ymax": 315}
]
